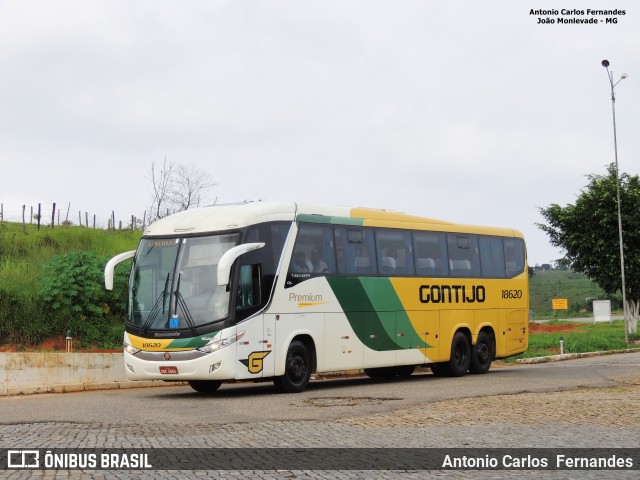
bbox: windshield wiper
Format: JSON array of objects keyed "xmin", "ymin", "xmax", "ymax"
[
  {"xmin": 174, "ymin": 273, "xmax": 198, "ymax": 335},
  {"xmin": 140, "ymin": 272, "xmax": 170, "ymax": 334}
]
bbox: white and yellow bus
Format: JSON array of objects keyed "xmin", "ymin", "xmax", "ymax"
[{"xmin": 105, "ymin": 202, "xmax": 528, "ymax": 393}]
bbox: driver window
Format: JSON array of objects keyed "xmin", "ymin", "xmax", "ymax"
[{"xmin": 237, "ymin": 264, "xmax": 261, "ymax": 310}]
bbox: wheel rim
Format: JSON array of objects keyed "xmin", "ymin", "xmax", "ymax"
[
  {"xmin": 287, "ymin": 354, "xmax": 306, "ymax": 384},
  {"xmin": 477, "ymin": 343, "xmax": 490, "ymax": 363},
  {"xmin": 454, "ymin": 343, "xmax": 467, "ymax": 368}
]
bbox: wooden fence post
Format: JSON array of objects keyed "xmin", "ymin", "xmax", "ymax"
[
  {"xmin": 22, "ymin": 205, "xmax": 26, "ymax": 233},
  {"xmin": 37, "ymin": 203, "xmax": 41, "ymax": 230},
  {"xmin": 51, "ymin": 203, "xmax": 56, "ymax": 228}
]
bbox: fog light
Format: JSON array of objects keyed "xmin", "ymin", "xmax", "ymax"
[
  {"xmin": 126, "ymin": 363, "xmax": 135, "ymax": 373},
  {"xmin": 209, "ymin": 362, "xmax": 221, "ymax": 373}
]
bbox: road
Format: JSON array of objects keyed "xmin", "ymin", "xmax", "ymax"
[{"xmin": 2, "ymin": 353, "xmax": 640, "ymax": 478}]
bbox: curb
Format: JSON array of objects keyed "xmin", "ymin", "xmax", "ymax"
[
  {"xmin": 1, "ymin": 380, "xmax": 187, "ymax": 397},
  {"xmin": 515, "ymin": 347, "xmax": 640, "ymax": 364}
]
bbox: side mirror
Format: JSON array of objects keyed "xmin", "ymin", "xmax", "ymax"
[
  {"xmin": 217, "ymin": 243, "xmax": 265, "ymax": 286},
  {"xmin": 104, "ymin": 250, "xmax": 136, "ymax": 290}
]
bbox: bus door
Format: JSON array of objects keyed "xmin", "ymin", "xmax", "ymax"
[{"xmin": 235, "ymin": 261, "xmax": 275, "ymax": 379}]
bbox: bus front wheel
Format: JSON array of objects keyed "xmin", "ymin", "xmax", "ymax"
[
  {"xmin": 470, "ymin": 331, "xmax": 494, "ymax": 374},
  {"xmin": 274, "ymin": 340, "xmax": 312, "ymax": 393},
  {"xmin": 188, "ymin": 380, "xmax": 222, "ymax": 393},
  {"xmin": 440, "ymin": 331, "xmax": 471, "ymax": 377}
]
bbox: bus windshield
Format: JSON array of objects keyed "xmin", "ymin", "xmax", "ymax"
[{"xmin": 128, "ymin": 233, "xmax": 239, "ymax": 332}]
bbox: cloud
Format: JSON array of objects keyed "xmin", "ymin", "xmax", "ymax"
[{"xmin": 0, "ymin": 1, "xmax": 637, "ymax": 264}]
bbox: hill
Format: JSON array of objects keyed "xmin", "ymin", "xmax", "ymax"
[{"xmin": 529, "ymin": 269, "xmax": 614, "ymax": 317}]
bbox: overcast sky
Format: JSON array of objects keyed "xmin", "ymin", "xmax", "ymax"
[{"xmin": 1, "ymin": 1, "xmax": 638, "ymax": 265}]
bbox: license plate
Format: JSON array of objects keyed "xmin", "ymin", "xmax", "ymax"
[{"xmin": 159, "ymin": 366, "xmax": 178, "ymax": 374}]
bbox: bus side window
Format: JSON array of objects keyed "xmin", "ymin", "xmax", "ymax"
[
  {"xmin": 447, "ymin": 234, "xmax": 481, "ymax": 277},
  {"xmin": 352, "ymin": 229, "xmax": 376, "ymax": 275},
  {"xmin": 376, "ymin": 229, "xmax": 414, "ymax": 276},
  {"xmin": 289, "ymin": 224, "xmax": 336, "ymax": 275},
  {"xmin": 413, "ymin": 231, "xmax": 448, "ymax": 277},
  {"xmin": 504, "ymin": 238, "xmax": 525, "ymax": 277},
  {"xmin": 479, "ymin": 236, "xmax": 506, "ymax": 278},
  {"xmin": 237, "ymin": 264, "xmax": 261, "ymax": 310},
  {"xmin": 334, "ymin": 228, "xmax": 353, "ymax": 274},
  {"xmin": 335, "ymin": 227, "xmax": 376, "ymax": 275}
]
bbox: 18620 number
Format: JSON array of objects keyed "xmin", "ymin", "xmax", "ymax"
[{"xmin": 502, "ymin": 289, "xmax": 523, "ymax": 299}]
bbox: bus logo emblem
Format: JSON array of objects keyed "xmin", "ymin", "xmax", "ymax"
[{"xmin": 240, "ymin": 351, "xmax": 271, "ymax": 374}]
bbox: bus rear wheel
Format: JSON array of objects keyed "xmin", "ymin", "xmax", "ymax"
[
  {"xmin": 470, "ymin": 331, "xmax": 494, "ymax": 374},
  {"xmin": 188, "ymin": 380, "xmax": 222, "ymax": 393},
  {"xmin": 274, "ymin": 340, "xmax": 312, "ymax": 393}
]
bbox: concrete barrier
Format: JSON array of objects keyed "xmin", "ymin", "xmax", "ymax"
[{"xmin": 0, "ymin": 352, "xmax": 173, "ymax": 396}]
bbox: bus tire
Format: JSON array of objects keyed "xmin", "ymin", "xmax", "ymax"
[
  {"xmin": 274, "ymin": 340, "xmax": 312, "ymax": 393},
  {"xmin": 470, "ymin": 331, "xmax": 494, "ymax": 374},
  {"xmin": 188, "ymin": 380, "xmax": 222, "ymax": 393},
  {"xmin": 444, "ymin": 331, "xmax": 471, "ymax": 377}
]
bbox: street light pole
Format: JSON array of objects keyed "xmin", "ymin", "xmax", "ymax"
[{"xmin": 601, "ymin": 59, "xmax": 629, "ymax": 344}]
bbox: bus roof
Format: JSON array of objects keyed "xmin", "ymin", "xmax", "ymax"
[{"xmin": 143, "ymin": 202, "xmax": 523, "ymax": 238}]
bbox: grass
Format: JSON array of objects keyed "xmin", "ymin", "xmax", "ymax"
[
  {"xmin": 0, "ymin": 222, "xmax": 139, "ymax": 289},
  {"xmin": 509, "ymin": 320, "xmax": 637, "ymax": 361},
  {"xmin": 0, "ymin": 221, "xmax": 140, "ymax": 346}
]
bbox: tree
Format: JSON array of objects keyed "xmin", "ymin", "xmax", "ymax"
[
  {"xmin": 537, "ymin": 164, "xmax": 640, "ymax": 335},
  {"xmin": 148, "ymin": 158, "xmax": 216, "ymax": 223}
]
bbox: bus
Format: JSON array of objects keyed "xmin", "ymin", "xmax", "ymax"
[{"xmin": 104, "ymin": 202, "xmax": 528, "ymax": 393}]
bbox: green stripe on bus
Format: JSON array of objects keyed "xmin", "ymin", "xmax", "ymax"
[
  {"xmin": 359, "ymin": 277, "xmax": 430, "ymax": 349},
  {"xmin": 326, "ymin": 276, "xmax": 397, "ymax": 350},
  {"xmin": 296, "ymin": 214, "xmax": 364, "ymax": 226},
  {"xmin": 326, "ymin": 277, "xmax": 430, "ymax": 351},
  {"xmin": 167, "ymin": 337, "xmax": 209, "ymax": 349}
]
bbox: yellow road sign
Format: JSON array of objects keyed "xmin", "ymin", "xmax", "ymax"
[{"xmin": 552, "ymin": 298, "xmax": 569, "ymax": 310}]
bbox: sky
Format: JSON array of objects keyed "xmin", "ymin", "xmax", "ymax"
[{"xmin": 1, "ymin": 1, "xmax": 638, "ymax": 266}]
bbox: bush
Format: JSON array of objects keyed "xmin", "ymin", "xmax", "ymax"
[{"xmin": 38, "ymin": 252, "xmax": 130, "ymax": 346}]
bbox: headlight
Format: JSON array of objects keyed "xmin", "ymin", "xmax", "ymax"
[
  {"xmin": 123, "ymin": 337, "xmax": 140, "ymax": 355},
  {"xmin": 198, "ymin": 331, "xmax": 245, "ymax": 354}
]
